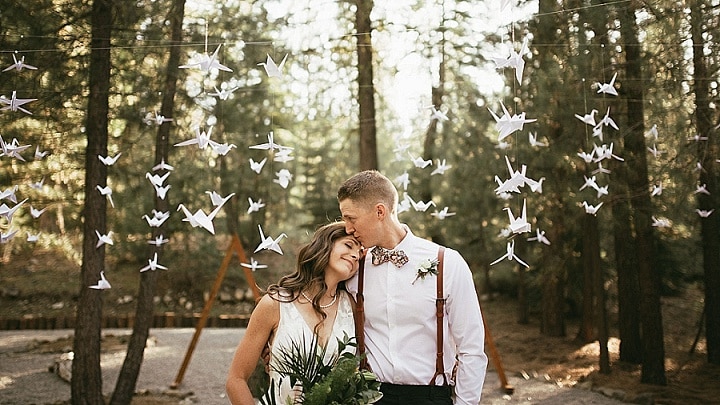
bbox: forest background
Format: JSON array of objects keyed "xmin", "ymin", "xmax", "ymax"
[{"xmin": 1, "ymin": 0, "xmax": 719, "ymax": 404}]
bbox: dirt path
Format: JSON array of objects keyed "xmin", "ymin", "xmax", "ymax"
[{"xmin": 0, "ymin": 328, "xmax": 628, "ymax": 405}]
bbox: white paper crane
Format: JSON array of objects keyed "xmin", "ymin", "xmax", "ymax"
[
  {"xmin": 89, "ymin": 271, "xmax": 112, "ymax": 290},
  {"xmin": 431, "ymin": 207, "xmax": 456, "ymax": 220},
  {"xmin": 148, "ymin": 234, "xmax": 169, "ymax": 246},
  {"xmin": 247, "ymin": 197, "xmax": 265, "ymax": 214},
  {"xmin": 206, "ymin": 191, "xmax": 235, "ymax": 207},
  {"xmin": 492, "ymin": 37, "xmax": 529, "ymax": 85},
  {"xmin": 98, "ymin": 153, "xmax": 122, "ymax": 166},
  {"xmin": 3, "ymin": 54, "xmax": 38, "ymax": 72},
  {"xmin": 0, "ymin": 91, "xmax": 37, "ymax": 114},
  {"xmin": 0, "ymin": 136, "xmax": 31, "ymax": 161},
  {"xmin": 241, "ymin": 257, "xmax": 268, "ymax": 272},
  {"xmin": 0, "ymin": 198, "xmax": 28, "ymax": 223},
  {"xmin": 174, "ymin": 126, "xmax": 219, "ymax": 150},
  {"xmin": 179, "ymin": 44, "xmax": 232, "ymax": 72},
  {"xmin": 490, "ymin": 240, "xmax": 529, "ymax": 268},
  {"xmin": 505, "ymin": 199, "xmax": 531, "ymax": 234},
  {"xmin": 258, "ymin": 53, "xmax": 288, "ymax": 78},
  {"xmin": 30, "ymin": 206, "xmax": 47, "ymax": 218},
  {"xmin": 145, "ymin": 172, "xmax": 170, "ymax": 187},
  {"xmin": 527, "ymin": 228, "xmax": 551, "ymax": 245},
  {"xmin": 1, "ymin": 229, "xmax": 19, "ymax": 243},
  {"xmin": 651, "ymin": 216, "xmax": 671, "ymax": 228},
  {"xmin": 142, "ymin": 210, "xmax": 170, "ymax": 227},
  {"xmin": 96, "ymin": 185, "xmax": 115, "ymax": 208},
  {"xmin": 582, "ymin": 201, "xmax": 603, "ymax": 215},
  {"xmin": 0, "ymin": 185, "xmax": 19, "ymax": 203},
  {"xmin": 95, "ymin": 230, "xmax": 114, "ymax": 248},
  {"xmin": 249, "ymin": 157, "xmax": 267, "ymax": 174},
  {"xmin": 488, "ymin": 101, "xmax": 536, "ymax": 142},
  {"xmin": 596, "ymin": 72, "xmax": 619, "ymax": 96},
  {"xmin": 254, "ymin": 224, "xmax": 287, "ymax": 255},
  {"xmin": 431, "ymin": 159, "xmax": 452, "ymax": 175},
  {"xmin": 274, "ymin": 169, "xmax": 293, "ymax": 189},
  {"xmin": 575, "ymin": 109, "xmax": 598, "ymax": 126},
  {"xmin": 176, "ymin": 203, "xmax": 224, "ymax": 235},
  {"xmin": 409, "ymin": 153, "xmax": 432, "ymax": 169},
  {"xmin": 152, "ymin": 159, "xmax": 174, "ymax": 172},
  {"xmin": 139, "ymin": 252, "xmax": 168, "ymax": 272}
]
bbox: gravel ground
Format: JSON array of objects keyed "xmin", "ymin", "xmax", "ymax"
[{"xmin": 0, "ymin": 328, "xmax": 627, "ymax": 405}]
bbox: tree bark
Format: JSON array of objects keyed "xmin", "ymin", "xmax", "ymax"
[
  {"xmin": 619, "ymin": 0, "xmax": 666, "ymax": 385},
  {"xmin": 690, "ymin": 0, "xmax": 720, "ymax": 365},
  {"xmin": 110, "ymin": 0, "xmax": 185, "ymax": 403},
  {"xmin": 587, "ymin": 212, "xmax": 610, "ymax": 373},
  {"xmin": 515, "ymin": 237, "xmax": 529, "ymax": 324},
  {"xmin": 540, "ymin": 266, "xmax": 565, "ymax": 336},
  {"xmin": 354, "ymin": 0, "xmax": 377, "ymax": 171},
  {"xmin": 613, "ymin": 188, "xmax": 642, "ymax": 363},
  {"xmin": 71, "ymin": 0, "xmax": 112, "ymax": 403},
  {"xmin": 577, "ymin": 211, "xmax": 598, "ymax": 343},
  {"xmin": 532, "ymin": 0, "xmax": 567, "ymax": 338}
]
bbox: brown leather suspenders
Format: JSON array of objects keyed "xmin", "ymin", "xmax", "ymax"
[
  {"xmin": 354, "ymin": 256, "xmax": 368, "ymax": 371},
  {"xmin": 430, "ymin": 247, "xmax": 447, "ymax": 385},
  {"xmin": 354, "ymin": 247, "xmax": 447, "ymax": 386}
]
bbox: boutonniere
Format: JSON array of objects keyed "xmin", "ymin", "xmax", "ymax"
[{"xmin": 412, "ymin": 257, "xmax": 439, "ymax": 284}]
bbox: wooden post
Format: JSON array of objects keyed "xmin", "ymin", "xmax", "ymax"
[
  {"xmin": 170, "ymin": 234, "xmax": 259, "ymax": 388},
  {"xmin": 483, "ymin": 309, "xmax": 514, "ymax": 394}
]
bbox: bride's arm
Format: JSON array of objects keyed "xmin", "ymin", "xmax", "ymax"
[{"xmin": 226, "ymin": 295, "xmax": 278, "ymax": 405}]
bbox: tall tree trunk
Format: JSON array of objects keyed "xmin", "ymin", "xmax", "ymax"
[
  {"xmin": 423, "ymin": 28, "xmax": 446, "ymax": 245},
  {"xmin": 577, "ymin": 210, "xmax": 598, "ymax": 343},
  {"xmin": 354, "ymin": 0, "xmax": 377, "ymax": 171},
  {"xmin": 421, "ymin": 67, "xmax": 444, "ymax": 205},
  {"xmin": 610, "ymin": 3, "xmax": 642, "ymax": 361},
  {"xmin": 71, "ymin": 0, "xmax": 112, "ymax": 403},
  {"xmin": 515, "ymin": 237, "xmax": 529, "ymax": 324},
  {"xmin": 220, "ymin": 155, "xmax": 239, "ymax": 237},
  {"xmin": 214, "ymin": 118, "xmax": 239, "ymax": 236},
  {"xmin": 619, "ymin": 0, "xmax": 666, "ymax": 385},
  {"xmin": 540, "ymin": 214, "xmax": 566, "ymax": 337},
  {"xmin": 532, "ymin": 0, "xmax": 566, "ymax": 337},
  {"xmin": 613, "ymin": 187, "xmax": 642, "ymax": 363},
  {"xmin": 690, "ymin": 0, "xmax": 720, "ymax": 365},
  {"xmin": 110, "ymin": 0, "xmax": 185, "ymax": 403},
  {"xmin": 587, "ymin": 212, "xmax": 610, "ymax": 373},
  {"xmin": 540, "ymin": 267, "xmax": 565, "ymax": 336}
]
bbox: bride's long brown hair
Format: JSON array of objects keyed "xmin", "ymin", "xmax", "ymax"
[{"xmin": 266, "ymin": 221, "xmax": 358, "ymax": 325}]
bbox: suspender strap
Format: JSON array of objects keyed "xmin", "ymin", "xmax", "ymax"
[
  {"xmin": 354, "ymin": 257, "xmax": 368, "ymax": 370},
  {"xmin": 430, "ymin": 247, "xmax": 448, "ymax": 386},
  {"xmin": 354, "ymin": 247, "xmax": 447, "ymax": 384}
]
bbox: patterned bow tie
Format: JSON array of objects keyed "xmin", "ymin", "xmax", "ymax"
[{"xmin": 371, "ymin": 246, "xmax": 409, "ymax": 267}]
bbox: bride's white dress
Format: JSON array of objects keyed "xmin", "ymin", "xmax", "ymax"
[{"xmin": 267, "ymin": 291, "xmax": 355, "ymax": 405}]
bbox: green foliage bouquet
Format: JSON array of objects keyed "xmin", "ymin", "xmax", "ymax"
[{"xmin": 261, "ymin": 332, "xmax": 383, "ymax": 405}]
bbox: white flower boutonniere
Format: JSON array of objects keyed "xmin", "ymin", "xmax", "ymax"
[{"xmin": 412, "ymin": 257, "xmax": 439, "ymax": 284}]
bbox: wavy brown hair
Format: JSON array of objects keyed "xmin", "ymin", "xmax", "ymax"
[{"xmin": 266, "ymin": 221, "xmax": 358, "ymax": 327}]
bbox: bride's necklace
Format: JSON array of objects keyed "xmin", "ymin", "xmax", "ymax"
[{"xmin": 301, "ymin": 291, "xmax": 337, "ymax": 309}]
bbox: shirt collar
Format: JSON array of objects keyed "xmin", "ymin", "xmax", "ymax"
[
  {"xmin": 393, "ymin": 224, "xmax": 413, "ymax": 250},
  {"xmin": 370, "ymin": 224, "xmax": 413, "ymax": 252}
]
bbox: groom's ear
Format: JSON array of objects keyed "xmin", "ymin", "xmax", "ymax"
[{"xmin": 375, "ymin": 203, "xmax": 387, "ymax": 219}]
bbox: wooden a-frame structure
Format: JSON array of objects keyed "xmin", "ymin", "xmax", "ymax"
[{"xmin": 171, "ymin": 233, "xmax": 260, "ymax": 388}]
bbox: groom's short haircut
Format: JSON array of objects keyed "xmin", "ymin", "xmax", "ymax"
[{"xmin": 338, "ymin": 170, "xmax": 398, "ymax": 212}]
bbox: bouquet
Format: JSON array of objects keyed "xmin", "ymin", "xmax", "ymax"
[{"xmin": 261, "ymin": 332, "xmax": 382, "ymax": 405}]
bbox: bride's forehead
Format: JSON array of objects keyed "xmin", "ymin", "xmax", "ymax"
[{"xmin": 338, "ymin": 235, "xmax": 361, "ymax": 245}]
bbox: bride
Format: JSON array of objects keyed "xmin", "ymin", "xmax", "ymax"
[{"xmin": 226, "ymin": 222, "xmax": 362, "ymax": 405}]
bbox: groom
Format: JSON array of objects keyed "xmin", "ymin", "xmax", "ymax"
[{"xmin": 338, "ymin": 170, "xmax": 487, "ymax": 405}]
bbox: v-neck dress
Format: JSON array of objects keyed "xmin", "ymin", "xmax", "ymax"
[{"xmin": 268, "ymin": 291, "xmax": 355, "ymax": 405}]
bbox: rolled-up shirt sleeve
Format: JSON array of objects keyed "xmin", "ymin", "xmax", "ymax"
[{"xmin": 445, "ymin": 248, "xmax": 488, "ymax": 405}]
